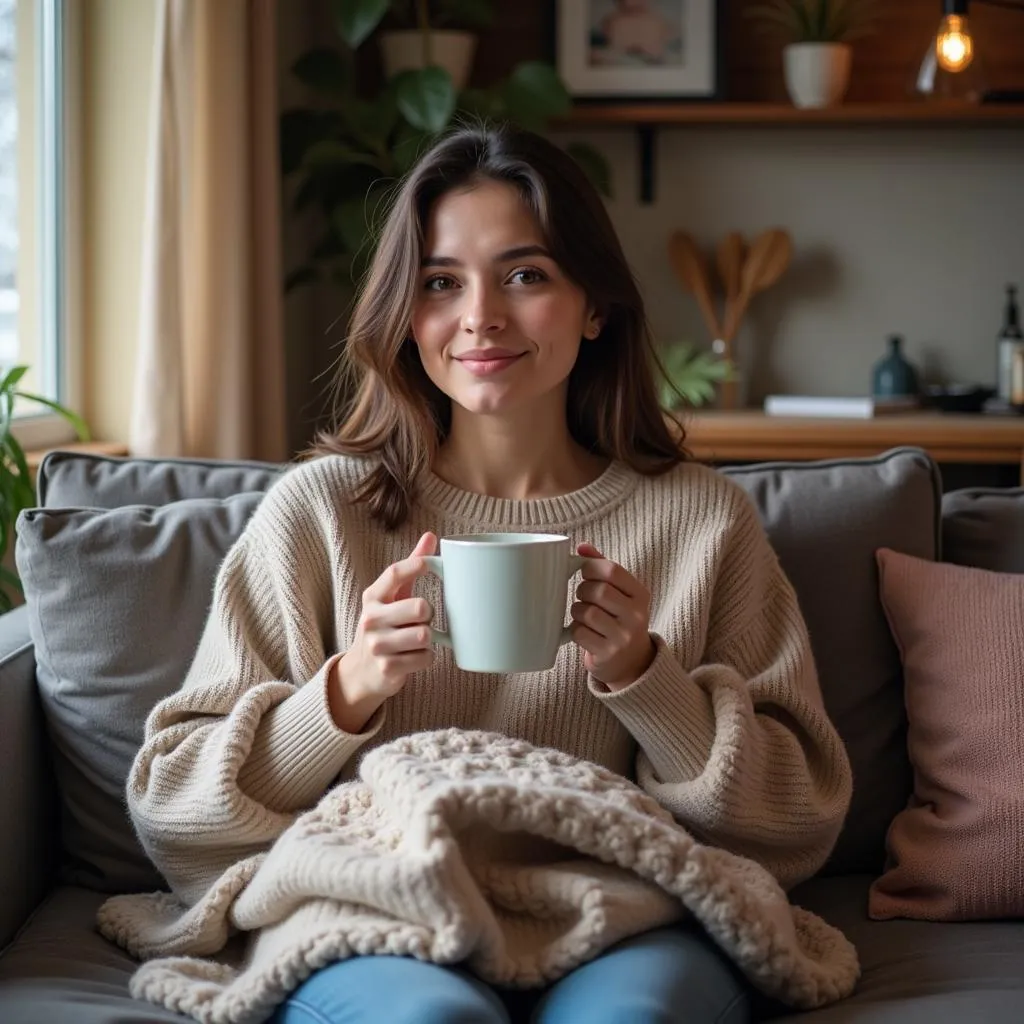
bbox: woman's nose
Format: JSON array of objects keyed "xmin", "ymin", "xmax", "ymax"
[{"xmin": 460, "ymin": 283, "xmax": 507, "ymax": 335}]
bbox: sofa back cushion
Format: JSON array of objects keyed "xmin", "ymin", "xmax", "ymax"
[
  {"xmin": 721, "ymin": 447, "xmax": 940, "ymax": 875},
  {"xmin": 941, "ymin": 487, "xmax": 1024, "ymax": 573},
  {"xmin": 37, "ymin": 450, "xmax": 283, "ymax": 508},
  {"xmin": 15, "ymin": 494, "xmax": 265, "ymax": 893}
]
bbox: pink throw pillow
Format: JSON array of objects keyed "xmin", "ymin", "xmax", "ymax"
[{"xmin": 868, "ymin": 547, "xmax": 1024, "ymax": 921}]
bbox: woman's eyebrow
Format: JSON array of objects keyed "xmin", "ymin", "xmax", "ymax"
[{"xmin": 420, "ymin": 244, "xmax": 552, "ymax": 268}]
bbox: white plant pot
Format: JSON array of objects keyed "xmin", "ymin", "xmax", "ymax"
[
  {"xmin": 783, "ymin": 43, "xmax": 852, "ymax": 109},
  {"xmin": 379, "ymin": 30, "xmax": 477, "ymax": 91}
]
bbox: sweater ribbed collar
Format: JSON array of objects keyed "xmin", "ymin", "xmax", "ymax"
[{"xmin": 416, "ymin": 460, "xmax": 639, "ymax": 529}]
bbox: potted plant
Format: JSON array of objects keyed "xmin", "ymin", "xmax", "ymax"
[
  {"xmin": 379, "ymin": 0, "xmax": 494, "ymax": 91},
  {"xmin": 282, "ymin": 1, "xmax": 610, "ymax": 295},
  {"xmin": 746, "ymin": 0, "xmax": 879, "ymax": 109},
  {"xmin": 0, "ymin": 365, "xmax": 90, "ymax": 610},
  {"xmin": 658, "ymin": 343, "xmax": 735, "ymax": 411}
]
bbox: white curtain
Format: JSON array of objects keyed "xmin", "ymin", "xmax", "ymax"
[{"xmin": 131, "ymin": 0, "xmax": 287, "ymax": 462}]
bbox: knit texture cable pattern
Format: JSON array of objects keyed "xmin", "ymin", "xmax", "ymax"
[{"xmin": 99, "ymin": 729, "xmax": 859, "ymax": 1024}]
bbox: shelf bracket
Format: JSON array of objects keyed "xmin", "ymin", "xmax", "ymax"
[{"xmin": 637, "ymin": 125, "xmax": 656, "ymax": 204}]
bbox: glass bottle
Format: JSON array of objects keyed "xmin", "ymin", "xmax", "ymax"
[{"xmin": 996, "ymin": 284, "xmax": 1024, "ymax": 404}]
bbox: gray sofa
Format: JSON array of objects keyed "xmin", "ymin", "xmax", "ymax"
[{"xmin": 0, "ymin": 446, "xmax": 1022, "ymax": 1023}]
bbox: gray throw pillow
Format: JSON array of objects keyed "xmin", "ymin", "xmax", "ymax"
[
  {"xmin": 941, "ymin": 487, "xmax": 1024, "ymax": 573},
  {"xmin": 722, "ymin": 446, "xmax": 941, "ymax": 876},
  {"xmin": 15, "ymin": 493, "xmax": 265, "ymax": 893}
]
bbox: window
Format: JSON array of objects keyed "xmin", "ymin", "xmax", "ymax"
[{"xmin": 5, "ymin": 0, "xmax": 79, "ymax": 448}]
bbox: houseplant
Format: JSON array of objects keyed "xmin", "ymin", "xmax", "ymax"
[
  {"xmin": 746, "ymin": 0, "xmax": 879, "ymax": 108},
  {"xmin": 378, "ymin": 0, "xmax": 494, "ymax": 91},
  {"xmin": 658, "ymin": 342, "xmax": 735, "ymax": 411},
  {"xmin": 0, "ymin": 365, "xmax": 90, "ymax": 610},
  {"xmin": 282, "ymin": 0, "xmax": 611, "ymax": 294}
]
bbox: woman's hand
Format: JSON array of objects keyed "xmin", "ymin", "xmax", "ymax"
[
  {"xmin": 571, "ymin": 543, "xmax": 656, "ymax": 691},
  {"xmin": 329, "ymin": 533, "xmax": 437, "ymax": 731}
]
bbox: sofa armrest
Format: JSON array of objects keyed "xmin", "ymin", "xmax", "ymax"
[{"xmin": 0, "ymin": 605, "xmax": 57, "ymax": 949}]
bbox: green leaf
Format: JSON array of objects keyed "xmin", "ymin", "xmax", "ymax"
[
  {"xmin": 285, "ymin": 266, "xmax": 319, "ymax": 292},
  {"xmin": 302, "ymin": 140, "xmax": 385, "ymax": 174},
  {"xmin": 657, "ymin": 343, "xmax": 733, "ymax": 410},
  {"xmin": 500, "ymin": 62, "xmax": 570, "ymax": 132},
  {"xmin": 395, "ymin": 67, "xmax": 456, "ymax": 133},
  {"xmin": 332, "ymin": 0, "xmax": 390, "ymax": 48},
  {"xmin": 566, "ymin": 142, "xmax": 612, "ymax": 198},
  {"xmin": 290, "ymin": 48, "xmax": 352, "ymax": 96},
  {"xmin": 15, "ymin": 391, "xmax": 91, "ymax": 440},
  {"xmin": 0, "ymin": 365, "xmax": 29, "ymax": 395}
]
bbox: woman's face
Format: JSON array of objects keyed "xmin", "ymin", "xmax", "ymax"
[{"xmin": 409, "ymin": 179, "xmax": 601, "ymax": 421}]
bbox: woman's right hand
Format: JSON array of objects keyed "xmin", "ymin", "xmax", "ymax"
[{"xmin": 329, "ymin": 533, "xmax": 437, "ymax": 731}]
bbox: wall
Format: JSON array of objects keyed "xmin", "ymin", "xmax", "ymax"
[
  {"xmin": 549, "ymin": 123, "xmax": 1024, "ymax": 403},
  {"xmin": 81, "ymin": 0, "xmax": 156, "ymax": 442}
]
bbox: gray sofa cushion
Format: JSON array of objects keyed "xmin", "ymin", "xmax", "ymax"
[
  {"xmin": 0, "ymin": 886, "xmax": 186, "ymax": 1023},
  {"xmin": 14, "ymin": 494, "xmax": 265, "ymax": 893},
  {"xmin": 37, "ymin": 450, "xmax": 282, "ymax": 508},
  {"xmin": 770, "ymin": 875, "xmax": 1024, "ymax": 1022},
  {"xmin": 941, "ymin": 487, "xmax": 1024, "ymax": 573},
  {"xmin": 722, "ymin": 448, "xmax": 941, "ymax": 876}
]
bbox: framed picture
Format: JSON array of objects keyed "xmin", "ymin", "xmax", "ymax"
[{"xmin": 557, "ymin": 1, "xmax": 721, "ymax": 100}]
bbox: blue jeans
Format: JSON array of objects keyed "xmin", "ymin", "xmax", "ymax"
[{"xmin": 270, "ymin": 924, "xmax": 751, "ymax": 1024}]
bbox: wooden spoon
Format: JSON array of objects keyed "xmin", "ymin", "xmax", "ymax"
[
  {"xmin": 716, "ymin": 232, "xmax": 745, "ymax": 348},
  {"xmin": 722, "ymin": 228, "xmax": 792, "ymax": 341},
  {"xmin": 668, "ymin": 231, "xmax": 721, "ymax": 341}
]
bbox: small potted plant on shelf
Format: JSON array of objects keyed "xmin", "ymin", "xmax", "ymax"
[
  {"xmin": 658, "ymin": 342, "xmax": 735, "ymax": 412},
  {"xmin": 746, "ymin": 0, "xmax": 879, "ymax": 109},
  {"xmin": 378, "ymin": 0, "xmax": 494, "ymax": 91}
]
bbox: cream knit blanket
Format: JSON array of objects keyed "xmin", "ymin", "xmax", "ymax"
[{"xmin": 98, "ymin": 730, "xmax": 859, "ymax": 1024}]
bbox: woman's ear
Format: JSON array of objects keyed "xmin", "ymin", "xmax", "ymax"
[{"xmin": 583, "ymin": 313, "xmax": 604, "ymax": 340}]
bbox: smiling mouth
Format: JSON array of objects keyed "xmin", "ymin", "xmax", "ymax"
[{"xmin": 454, "ymin": 352, "xmax": 526, "ymax": 376}]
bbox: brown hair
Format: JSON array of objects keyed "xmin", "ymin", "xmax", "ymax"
[{"xmin": 313, "ymin": 122, "xmax": 687, "ymax": 529}]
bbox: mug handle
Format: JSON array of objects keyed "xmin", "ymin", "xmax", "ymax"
[
  {"xmin": 422, "ymin": 555, "xmax": 452, "ymax": 648},
  {"xmin": 559, "ymin": 554, "xmax": 587, "ymax": 646}
]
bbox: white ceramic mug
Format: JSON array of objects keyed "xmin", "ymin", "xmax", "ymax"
[{"xmin": 424, "ymin": 533, "xmax": 585, "ymax": 673}]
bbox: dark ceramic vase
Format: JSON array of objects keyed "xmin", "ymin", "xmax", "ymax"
[{"xmin": 871, "ymin": 335, "xmax": 919, "ymax": 397}]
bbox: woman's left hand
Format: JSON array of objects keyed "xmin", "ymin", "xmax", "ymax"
[{"xmin": 571, "ymin": 543, "xmax": 656, "ymax": 691}]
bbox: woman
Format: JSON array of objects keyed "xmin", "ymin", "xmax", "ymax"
[{"xmin": 122, "ymin": 124, "xmax": 852, "ymax": 1024}]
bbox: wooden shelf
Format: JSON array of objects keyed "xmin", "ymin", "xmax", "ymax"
[
  {"xmin": 556, "ymin": 100, "xmax": 1024, "ymax": 203},
  {"xmin": 677, "ymin": 409, "xmax": 1024, "ymax": 481},
  {"xmin": 560, "ymin": 101, "xmax": 1024, "ymax": 128}
]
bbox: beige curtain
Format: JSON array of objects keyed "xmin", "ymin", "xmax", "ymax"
[{"xmin": 131, "ymin": 0, "xmax": 287, "ymax": 462}]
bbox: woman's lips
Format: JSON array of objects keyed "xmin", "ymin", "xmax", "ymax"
[{"xmin": 455, "ymin": 352, "xmax": 525, "ymax": 376}]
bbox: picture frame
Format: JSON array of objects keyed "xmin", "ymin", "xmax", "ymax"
[{"xmin": 556, "ymin": 1, "xmax": 722, "ymax": 101}]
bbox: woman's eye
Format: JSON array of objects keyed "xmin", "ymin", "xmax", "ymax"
[
  {"xmin": 509, "ymin": 268, "xmax": 546, "ymax": 286},
  {"xmin": 424, "ymin": 275, "xmax": 457, "ymax": 292}
]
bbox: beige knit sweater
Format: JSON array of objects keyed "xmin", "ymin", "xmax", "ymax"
[{"xmin": 106, "ymin": 457, "xmax": 853, "ymax": 998}]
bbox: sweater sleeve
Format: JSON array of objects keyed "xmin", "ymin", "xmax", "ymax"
[
  {"xmin": 588, "ymin": 492, "xmax": 852, "ymax": 891},
  {"xmin": 125, "ymin": 520, "xmax": 384, "ymax": 906}
]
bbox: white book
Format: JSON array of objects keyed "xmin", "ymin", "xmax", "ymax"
[{"xmin": 763, "ymin": 395, "xmax": 919, "ymax": 419}]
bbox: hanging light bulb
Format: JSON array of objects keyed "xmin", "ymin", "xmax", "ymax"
[
  {"xmin": 935, "ymin": 13, "xmax": 975, "ymax": 71},
  {"xmin": 915, "ymin": 1, "xmax": 986, "ymax": 101}
]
